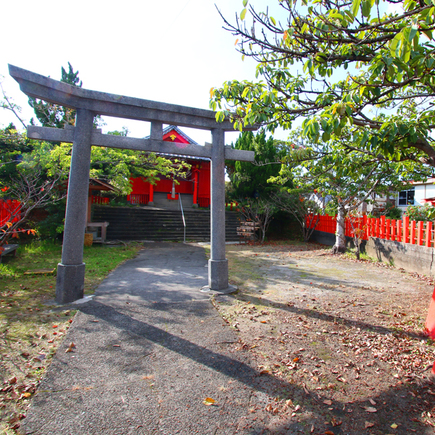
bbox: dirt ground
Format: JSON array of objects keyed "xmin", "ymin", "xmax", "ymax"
[{"xmin": 215, "ymin": 241, "xmax": 435, "ymax": 434}]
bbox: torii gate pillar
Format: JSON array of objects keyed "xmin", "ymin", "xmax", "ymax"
[
  {"xmin": 208, "ymin": 128, "xmax": 231, "ymax": 291},
  {"xmin": 56, "ymin": 109, "xmax": 94, "ymax": 303}
]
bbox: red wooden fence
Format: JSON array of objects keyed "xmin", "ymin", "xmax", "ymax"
[
  {"xmin": 0, "ymin": 199, "xmax": 22, "ymax": 226},
  {"xmin": 90, "ymin": 195, "xmax": 110, "ymax": 205},
  {"xmin": 308, "ymin": 214, "xmax": 435, "ymax": 248}
]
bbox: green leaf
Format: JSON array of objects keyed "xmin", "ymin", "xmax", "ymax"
[
  {"xmin": 351, "ymin": 0, "xmax": 362, "ymax": 16},
  {"xmin": 240, "ymin": 8, "xmax": 247, "ymax": 20},
  {"xmin": 270, "ymin": 16, "xmax": 277, "ymax": 26},
  {"xmin": 243, "ymin": 0, "xmax": 248, "ymax": 6},
  {"xmin": 389, "ymin": 32, "xmax": 402, "ymax": 57},
  {"xmin": 322, "ymin": 131, "xmax": 331, "ymax": 142},
  {"xmin": 362, "ymin": 0, "xmax": 371, "ymax": 17},
  {"xmin": 408, "ymin": 25, "xmax": 418, "ymax": 42}
]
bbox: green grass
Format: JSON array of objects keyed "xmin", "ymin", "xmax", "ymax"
[{"xmin": 0, "ymin": 239, "xmax": 142, "ymax": 434}]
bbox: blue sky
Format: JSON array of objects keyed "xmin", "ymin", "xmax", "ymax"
[{"xmin": 1, "ymin": 0, "xmax": 288, "ymax": 145}]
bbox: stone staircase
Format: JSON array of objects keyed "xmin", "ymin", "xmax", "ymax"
[{"xmin": 91, "ymin": 205, "xmax": 241, "ymax": 242}]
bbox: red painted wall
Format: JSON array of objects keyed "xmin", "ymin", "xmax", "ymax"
[
  {"xmin": 198, "ymin": 161, "xmax": 210, "ymax": 197},
  {"xmin": 129, "ymin": 177, "xmax": 150, "ymax": 195}
]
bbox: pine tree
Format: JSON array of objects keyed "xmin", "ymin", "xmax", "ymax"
[
  {"xmin": 28, "ymin": 62, "xmax": 81, "ymax": 128},
  {"xmin": 227, "ymin": 130, "xmax": 289, "ymax": 199}
]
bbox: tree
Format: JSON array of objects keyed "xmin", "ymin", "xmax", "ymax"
[
  {"xmin": 0, "ymin": 78, "xmax": 26, "ymax": 129},
  {"xmin": 238, "ymin": 197, "xmax": 277, "ymax": 243},
  {"xmin": 0, "ymin": 127, "xmax": 65, "ymax": 247},
  {"xmin": 0, "ymin": 166, "xmax": 64, "ymax": 248},
  {"xmin": 28, "ymin": 63, "xmax": 81, "ymax": 128},
  {"xmin": 42, "ymin": 141, "xmax": 190, "ymax": 195},
  {"xmin": 271, "ymin": 188, "xmax": 322, "ymax": 242},
  {"xmin": 269, "ymin": 130, "xmax": 430, "ymax": 252},
  {"xmin": 226, "ymin": 129, "xmax": 291, "ymax": 199},
  {"xmin": 211, "ymin": 0, "xmax": 435, "ymax": 170}
]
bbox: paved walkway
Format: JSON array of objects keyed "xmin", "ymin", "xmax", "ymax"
[{"xmin": 20, "ymin": 242, "xmax": 281, "ymax": 435}]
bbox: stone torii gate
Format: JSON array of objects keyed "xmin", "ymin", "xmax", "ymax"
[{"xmin": 9, "ymin": 65, "xmax": 256, "ymax": 304}]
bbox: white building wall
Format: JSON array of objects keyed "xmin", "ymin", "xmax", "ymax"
[{"xmin": 414, "ymin": 183, "xmax": 435, "ymax": 205}]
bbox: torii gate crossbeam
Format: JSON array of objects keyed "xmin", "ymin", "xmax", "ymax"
[{"xmin": 9, "ymin": 65, "xmax": 257, "ymax": 304}]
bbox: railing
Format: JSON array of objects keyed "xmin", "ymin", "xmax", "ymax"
[
  {"xmin": 307, "ymin": 214, "xmax": 435, "ymax": 248},
  {"xmin": 179, "ymin": 194, "xmax": 186, "ymax": 243}
]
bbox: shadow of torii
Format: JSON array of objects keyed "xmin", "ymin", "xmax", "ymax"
[{"xmin": 9, "ymin": 64, "xmax": 257, "ymax": 304}]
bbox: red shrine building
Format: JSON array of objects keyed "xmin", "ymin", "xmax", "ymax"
[{"xmin": 127, "ymin": 126, "xmax": 211, "ymax": 208}]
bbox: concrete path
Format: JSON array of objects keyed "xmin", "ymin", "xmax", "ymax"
[{"xmin": 20, "ymin": 242, "xmax": 282, "ymax": 435}]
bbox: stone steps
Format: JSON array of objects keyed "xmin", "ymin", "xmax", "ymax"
[{"xmin": 91, "ymin": 206, "xmax": 241, "ymax": 242}]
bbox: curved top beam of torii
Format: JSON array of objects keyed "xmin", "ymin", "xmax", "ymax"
[
  {"xmin": 9, "ymin": 64, "xmax": 256, "ymax": 162},
  {"xmin": 9, "ymin": 64, "xmax": 251, "ymax": 132}
]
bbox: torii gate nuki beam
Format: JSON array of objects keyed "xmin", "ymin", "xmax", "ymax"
[{"xmin": 9, "ymin": 65, "xmax": 257, "ymax": 304}]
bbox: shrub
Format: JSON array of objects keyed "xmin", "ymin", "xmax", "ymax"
[
  {"xmin": 404, "ymin": 204, "xmax": 435, "ymax": 222},
  {"xmin": 385, "ymin": 206, "xmax": 402, "ymax": 220}
]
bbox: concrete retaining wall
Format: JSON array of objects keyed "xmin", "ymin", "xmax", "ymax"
[
  {"xmin": 310, "ymin": 230, "xmax": 435, "ymax": 277},
  {"xmin": 365, "ymin": 238, "xmax": 435, "ymax": 276}
]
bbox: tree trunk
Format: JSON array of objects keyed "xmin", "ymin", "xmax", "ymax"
[{"xmin": 332, "ymin": 206, "xmax": 346, "ymax": 254}]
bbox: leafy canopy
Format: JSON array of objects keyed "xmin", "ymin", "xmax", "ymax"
[
  {"xmin": 211, "ymin": 0, "xmax": 435, "ymax": 168},
  {"xmin": 270, "ymin": 129, "xmax": 431, "ymax": 213}
]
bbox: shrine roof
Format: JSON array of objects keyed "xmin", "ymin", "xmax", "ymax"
[{"xmin": 161, "ymin": 125, "xmax": 199, "ymax": 145}]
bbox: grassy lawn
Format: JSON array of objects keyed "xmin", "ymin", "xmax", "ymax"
[{"xmin": 0, "ymin": 240, "xmax": 142, "ymax": 434}]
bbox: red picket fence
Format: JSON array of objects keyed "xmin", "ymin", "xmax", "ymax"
[
  {"xmin": 225, "ymin": 201, "xmax": 239, "ymax": 211},
  {"xmin": 90, "ymin": 195, "xmax": 110, "ymax": 205},
  {"xmin": 0, "ymin": 199, "xmax": 22, "ymax": 226},
  {"xmin": 126, "ymin": 193, "xmax": 149, "ymax": 205},
  {"xmin": 307, "ymin": 214, "xmax": 435, "ymax": 248}
]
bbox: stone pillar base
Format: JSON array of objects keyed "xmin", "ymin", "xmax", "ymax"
[
  {"xmin": 56, "ymin": 263, "xmax": 86, "ymax": 304},
  {"xmin": 204, "ymin": 259, "xmax": 237, "ymax": 294},
  {"xmin": 201, "ymin": 284, "xmax": 237, "ymax": 295}
]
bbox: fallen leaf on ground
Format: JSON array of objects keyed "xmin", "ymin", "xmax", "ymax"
[
  {"xmin": 365, "ymin": 421, "xmax": 375, "ymax": 428},
  {"xmin": 364, "ymin": 407, "xmax": 377, "ymax": 413},
  {"xmin": 331, "ymin": 417, "xmax": 342, "ymax": 426},
  {"xmin": 65, "ymin": 342, "xmax": 75, "ymax": 353},
  {"xmin": 203, "ymin": 397, "xmax": 216, "ymax": 406}
]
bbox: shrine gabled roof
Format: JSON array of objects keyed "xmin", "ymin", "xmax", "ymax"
[
  {"xmin": 144, "ymin": 125, "xmax": 209, "ymax": 162},
  {"xmin": 162, "ymin": 125, "xmax": 199, "ymax": 145},
  {"xmin": 143, "ymin": 125, "xmax": 199, "ymax": 145}
]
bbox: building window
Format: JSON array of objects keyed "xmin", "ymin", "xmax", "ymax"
[{"xmin": 398, "ymin": 188, "xmax": 415, "ymax": 206}]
